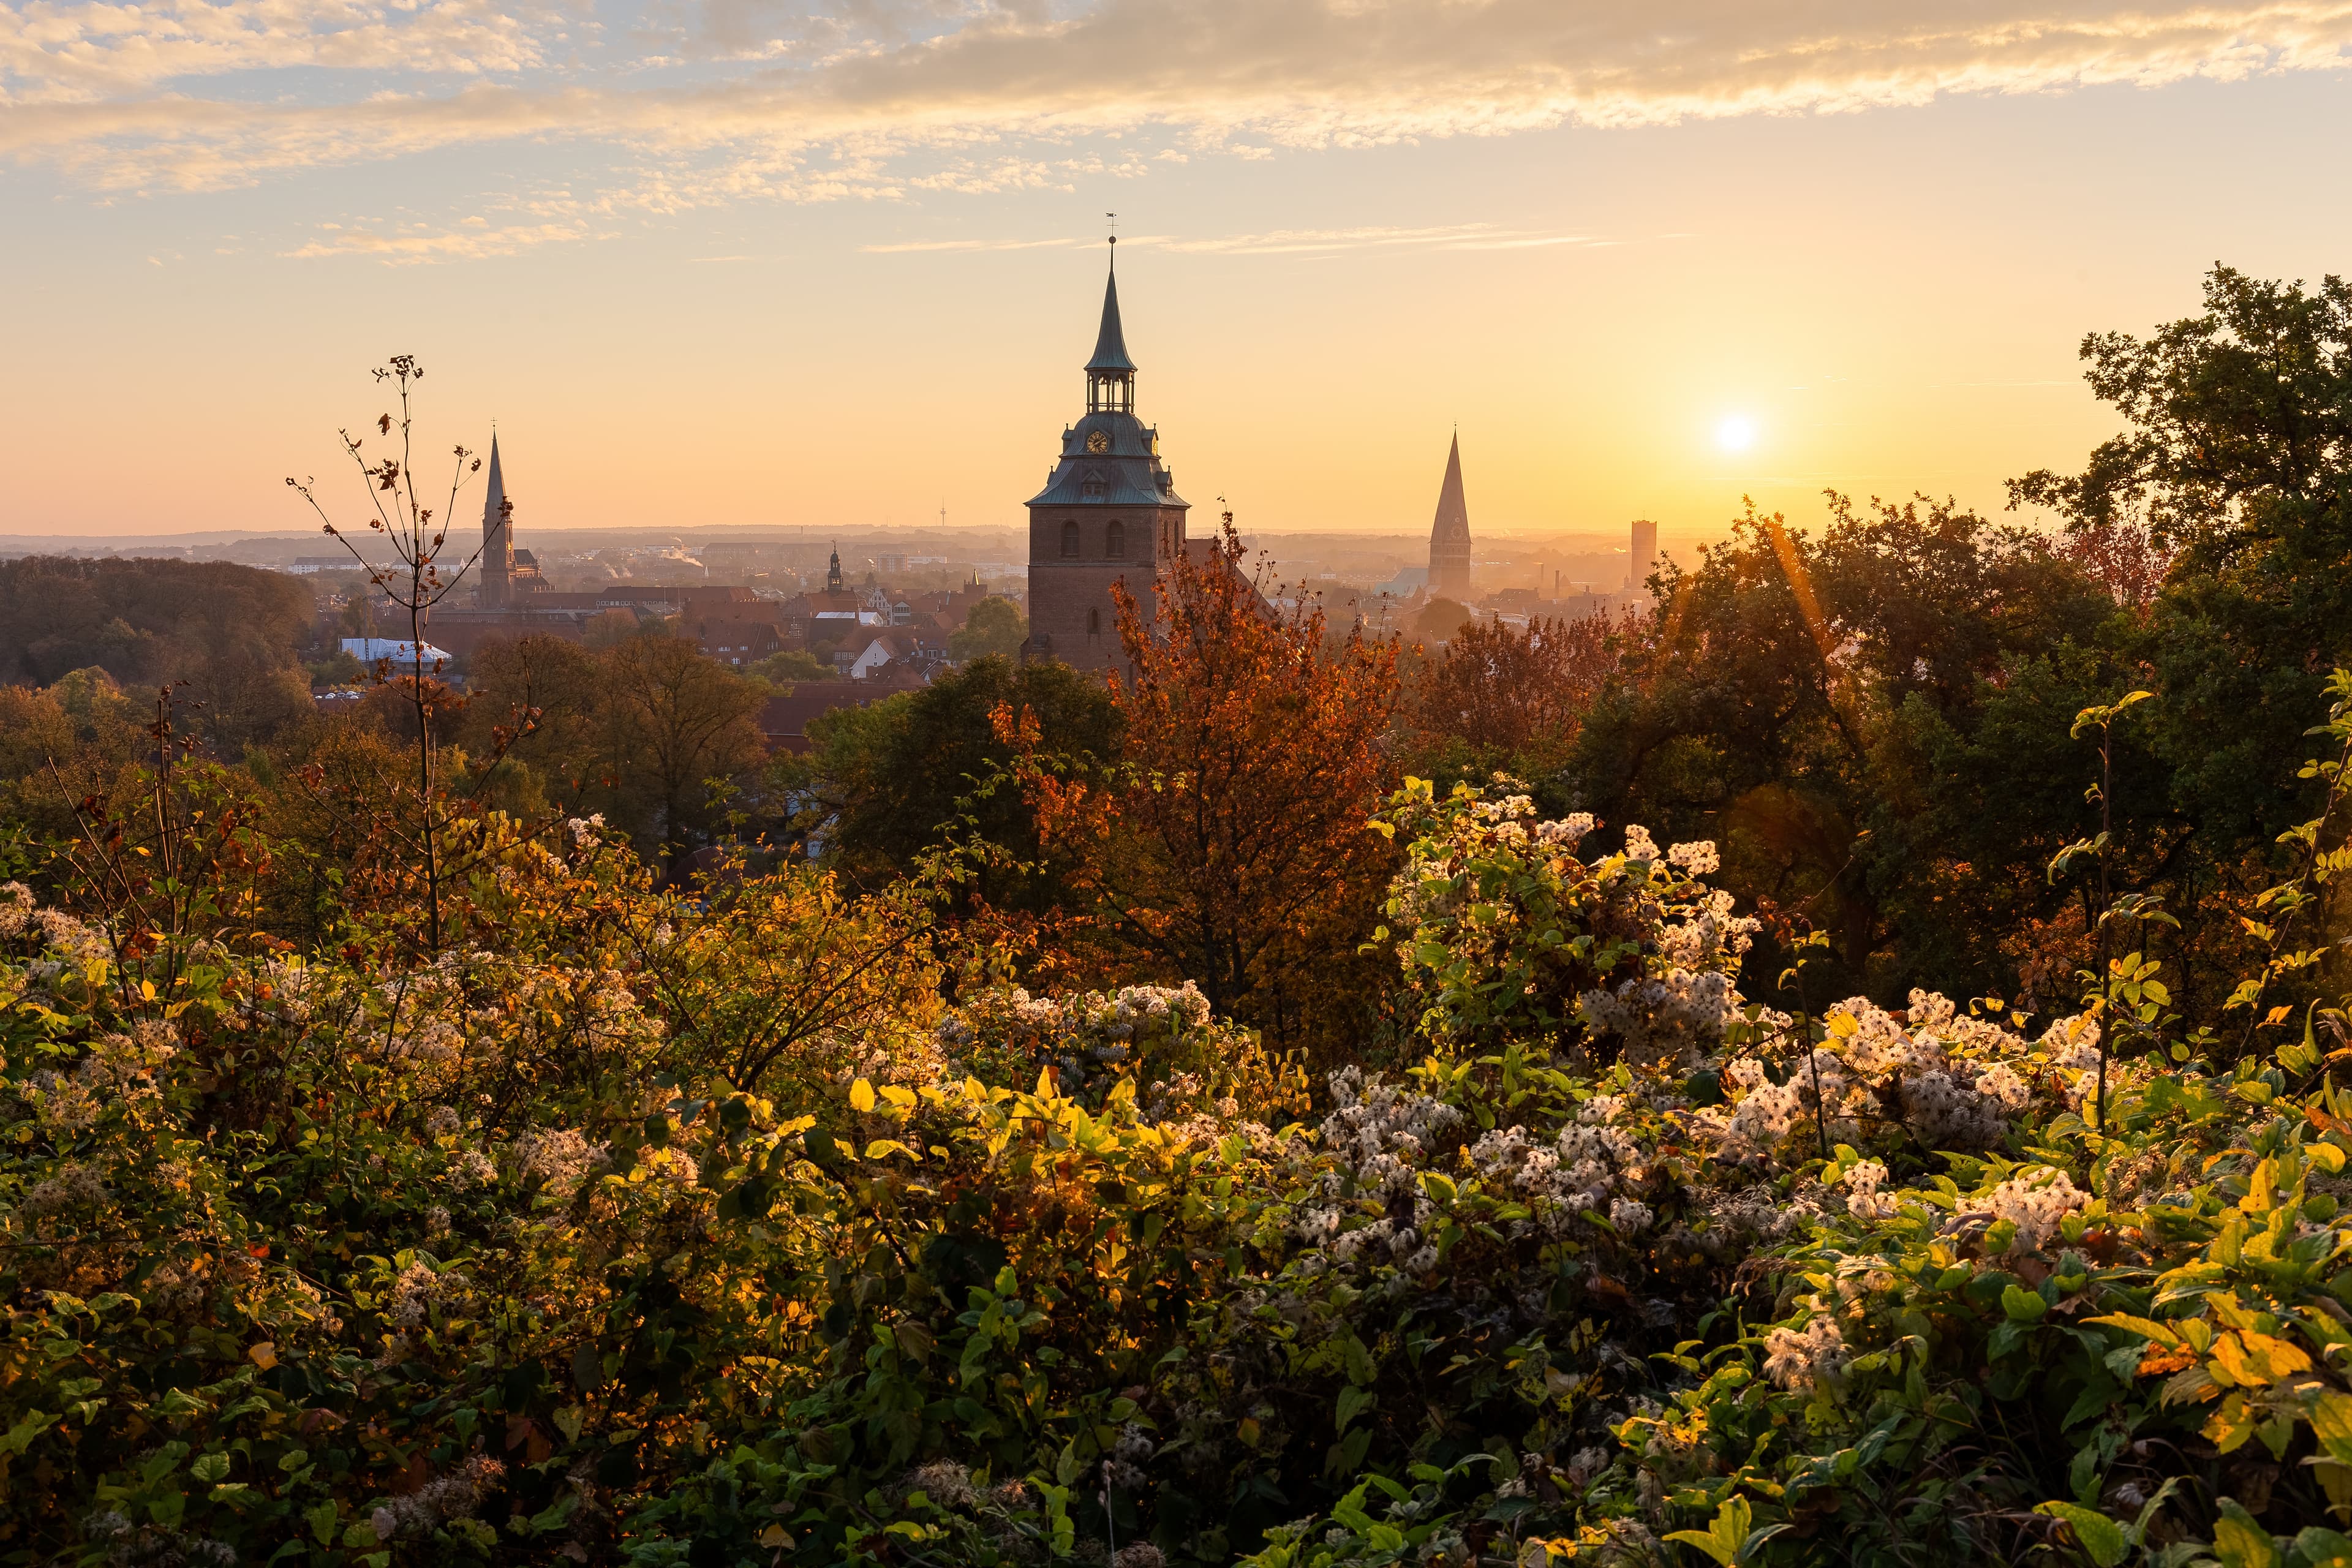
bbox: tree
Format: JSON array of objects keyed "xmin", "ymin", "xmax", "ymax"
[
  {"xmin": 599, "ymin": 635, "xmax": 769, "ymax": 878},
  {"xmin": 1571, "ymin": 492, "xmax": 2121, "ymax": 1000},
  {"xmin": 1011, "ymin": 521, "xmax": 1400, "ymax": 1056},
  {"xmin": 0, "ymin": 557, "xmax": 316, "ymax": 747},
  {"xmin": 1402, "ymin": 611, "xmax": 1626, "ymax": 796},
  {"xmin": 1412, "ymin": 596, "xmax": 1471, "ymax": 643},
  {"xmin": 799, "ymin": 654, "xmax": 1118, "ymax": 907},
  {"xmin": 748, "ymin": 649, "xmax": 830, "ymax": 685},
  {"xmin": 2011, "ymin": 263, "xmax": 2352, "ymax": 860},
  {"xmin": 949, "ymin": 595, "xmax": 1027, "ymax": 662}
]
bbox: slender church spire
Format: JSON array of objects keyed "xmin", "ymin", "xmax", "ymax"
[
  {"xmin": 1085, "ymin": 239, "xmax": 1136, "ymax": 413},
  {"xmin": 1428, "ymin": 432, "xmax": 1473, "ymax": 601},
  {"xmin": 478, "ymin": 431, "xmax": 514, "ymax": 608},
  {"xmin": 1087, "ymin": 241, "xmax": 1135, "ymax": 372}
]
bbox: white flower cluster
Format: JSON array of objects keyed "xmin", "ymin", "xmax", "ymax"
[
  {"xmin": 1948, "ymin": 1166, "xmax": 2089, "ymax": 1254},
  {"xmin": 905, "ymin": 1459, "xmax": 980, "ymax": 1509},
  {"xmin": 1841, "ymin": 1159, "xmax": 1898, "ymax": 1221},
  {"xmin": 1761, "ymin": 1310, "xmax": 1849, "ymax": 1392},
  {"xmin": 57, "ymin": 1021, "xmax": 181, "ymax": 1116},
  {"xmin": 1536, "ymin": 812, "xmax": 1597, "ymax": 846},
  {"xmin": 506, "ymin": 1128, "xmax": 609, "ymax": 1198},
  {"xmin": 388, "ymin": 1262, "xmax": 442, "ymax": 1329},
  {"xmin": 1579, "ymin": 885, "xmax": 1755, "ymax": 1066},
  {"xmin": 1463, "ymin": 1095, "xmax": 1647, "ymax": 1240},
  {"xmin": 1667, "ymin": 840, "xmax": 1721, "ymax": 875},
  {"xmin": 0, "ymin": 883, "xmax": 113, "ymax": 969},
  {"xmin": 1580, "ymin": 968, "xmax": 1742, "ymax": 1067},
  {"xmin": 1702, "ymin": 991, "xmax": 2058, "ymax": 1164},
  {"xmin": 1296, "ymin": 1068, "xmax": 1462, "ymax": 1275},
  {"xmin": 369, "ymin": 1455, "xmax": 504, "ymax": 1543},
  {"xmin": 21, "ymin": 1161, "xmax": 110, "ymax": 1216}
]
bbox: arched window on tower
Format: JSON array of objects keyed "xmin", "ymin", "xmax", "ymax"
[
  {"xmin": 1104, "ymin": 520, "xmax": 1126, "ymax": 559},
  {"xmin": 1061, "ymin": 520, "xmax": 1080, "ymax": 558},
  {"xmin": 1087, "ymin": 606, "xmax": 1101, "ymax": 636}
]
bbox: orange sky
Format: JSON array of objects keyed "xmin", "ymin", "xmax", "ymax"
[{"xmin": 6, "ymin": 3, "xmax": 2352, "ymax": 549}]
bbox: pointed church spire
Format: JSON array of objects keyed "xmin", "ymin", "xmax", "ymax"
[
  {"xmin": 481, "ymin": 432, "xmax": 507, "ymax": 529},
  {"xmin": 1428, "ymin": 432, "xmax": 1473, "ymax": 601},
  {"xmin": 1086, "ymin": 239, "xmax": 1135, "ymax": 373},
  {"xmin": 478, "ymin": 430, "xmax": 514, "ymax": 607}
]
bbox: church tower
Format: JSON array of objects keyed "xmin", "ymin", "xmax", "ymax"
[
  {"xmin": 477, "ymin": 432, "xmax": 514, "ymax": 608},
  {"xmin": 1024, "ymin": 240, "xmax": 1189, "ymax": 671},
  {"xmin": 1428, "ymin": 433, "xmax": 1473, "ymax": 601}
]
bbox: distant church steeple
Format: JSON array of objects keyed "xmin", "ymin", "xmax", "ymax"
[
  {"xmin": 1085, "ymin": 239, "xmax": 1136, "ymax": 414},
  {"xmin": 1022, "ymin": 239, "xmax": 1189, "ymax": 671},
  {"xmin": 1428, "ymin": 432, "xmax": 1473, "ymax": 601},
  {"xmin": 478, "ymin": 431, "xmax": 514, "ymax": 608},
  {"xmin": 826, "ymin": 543, "xmax": 843, "ymax": 595}
]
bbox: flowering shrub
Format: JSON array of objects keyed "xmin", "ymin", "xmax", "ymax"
[{"xmin": 3, "ymin": 681, "xmax": 2350, "ymax": 1566}]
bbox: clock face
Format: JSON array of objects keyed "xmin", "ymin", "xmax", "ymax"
[{"xmin": 1086, "ymin": 429, "xmax": 1110, "ymax": 453}]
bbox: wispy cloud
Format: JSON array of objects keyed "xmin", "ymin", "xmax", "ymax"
[
  {"xmin": 284, "ymin": 219, "xmax": 598, "ymax": 263},
  {"xmin": 10, "ymin": 1, "xmax": 2351, "ymax": 223}
]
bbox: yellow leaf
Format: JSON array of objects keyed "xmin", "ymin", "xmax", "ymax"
[
  {"xmin": 2211, "ymin": 1332, "xmax": 2312, "ymax": 1387},
  {"xmin": 248, "ymin": 1342, "xmax": 277, "ymax": 1370},
  {"xmin": 2084, "ymin": 1313, "xmax": 2185, "ymax": 1349},
  {"xmin": 758, "ymin": 1526, "xmax": 790, "ymax": 1548},
  {"xmin": 2309, "ymin": 1391, "xmax": 2352, "ymax": 1464},
  {"xmin": 848, "ymin": 1079, "xmax": 876, "ymax": 1113},
  {"xmin": 2204, "ymin": 1392, "xmax": 2258, "ymax": 1454}
]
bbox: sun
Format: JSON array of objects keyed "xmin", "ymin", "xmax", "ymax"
[{"xmin": 1715, "ymin": 413, "xmax": 1758, "ymax": 453}]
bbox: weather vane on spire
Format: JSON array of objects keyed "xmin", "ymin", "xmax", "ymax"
[{"xmin": 1106, "ymin": 212, "xmax": 1117, "ymax": 248}]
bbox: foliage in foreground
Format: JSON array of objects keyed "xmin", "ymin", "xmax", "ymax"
[{"xmin": 2, "ymin": 661, "xmax": 2351, "ymax": 1566}]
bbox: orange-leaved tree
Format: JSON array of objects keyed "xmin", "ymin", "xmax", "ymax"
[
  {"xmin": 1404, "ymin": 610, "xmax": 1628, "ymax": 785},
  {"xmin": 1003, "ymin": 520, "xmax": 1401, "ymax": 1058}
]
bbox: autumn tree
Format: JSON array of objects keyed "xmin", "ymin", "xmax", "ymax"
[
  {"xmin": 1403, "ymin": 611, "xmax": 1627, "ymax": 794},
  {"xmin": 1013, "ymin": 523, "xmax": 1400, "ymax": 1057}
]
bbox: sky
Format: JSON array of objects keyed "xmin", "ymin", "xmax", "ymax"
[{"xmin": 6, "ymin": 2, "xmax": 2352, "ymax": 549}]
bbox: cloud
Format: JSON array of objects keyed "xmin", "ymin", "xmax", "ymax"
[
  {"xmin": 7, "ymin": 0, "xmax": 2352, "ymax": 209},
  {"xmin": 284, "ymin": 219, "xmax": 597, "ymax": 263},
  {"xmin": 0, "ymin": 0, "xmax": 571, "ymax": 100}
]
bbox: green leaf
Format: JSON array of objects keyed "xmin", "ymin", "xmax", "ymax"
[
  {"xmin": 2295, "ymin": 1528, "xmax": 2352, "ymax": 1568},
  {"xmin": 1664, "ymin": 1495, "xmax": 1754, "ymax": 1567},
  {"xmin": 2002, "ymin": 1284, "xmax": 2051, "ymax": 1323},
  {"xmin": 2213, "ymin": 1498, "xmax": 2280, "ymax": 1568},
  {"xmin": 0, "ymin": 1410, "xmax": 57, "ymax": 1456},
  {"xmin": 2034, "ymin": 1501, "xmax": 2127, "ymax": 1568},
  {"xmin": 304, "ymin": 1501, "xmax": 340, "ymax": 1544},
  {"xmin": 1335, "ymin": 1384, "xmax": 1374, "ymax": 1435}
]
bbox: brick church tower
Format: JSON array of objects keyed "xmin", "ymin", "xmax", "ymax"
[{"xmin": 1023, "ymin": 240, "xmax": 1189, "ymax": 671}]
